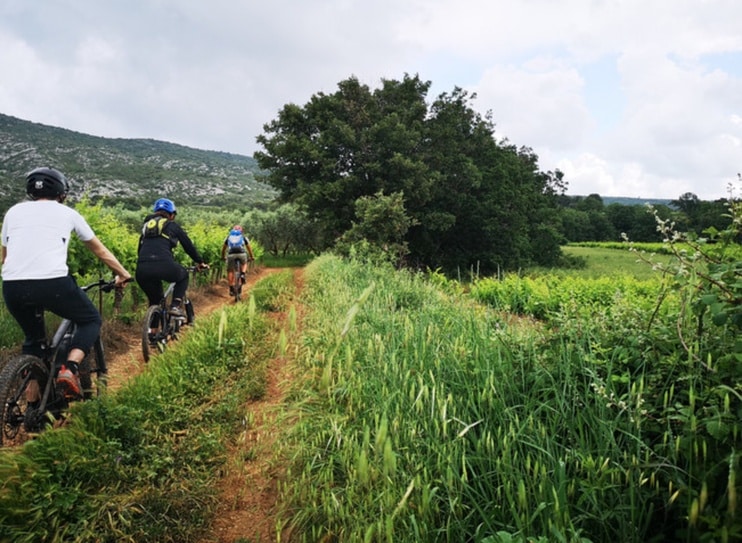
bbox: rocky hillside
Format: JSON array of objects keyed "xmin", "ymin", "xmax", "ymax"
[{"xmin": 0, "ymin": 113, "xmax": 276, "ymax": 210}]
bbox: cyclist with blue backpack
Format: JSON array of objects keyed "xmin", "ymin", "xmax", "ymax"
[
  {"xmin": 135, "ymin": 198, "xmax": 209, "ymax": 318},
  {"xmin": 221, "ymin": 225, "xmax": 254, "ymax": 296}
]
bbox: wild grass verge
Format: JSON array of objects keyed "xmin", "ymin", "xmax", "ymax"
[
  {"xmin": 0, "ymin": 271, "xmax": 295, "ymax": 543},
  {"xmin": 277, "ymin": 254, "xmax": 740, "ymax": 542}
]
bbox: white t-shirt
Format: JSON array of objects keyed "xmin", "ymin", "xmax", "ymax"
[{"xmin": 1, "ymin": 200, "xmax": 95, "ymax": 280}]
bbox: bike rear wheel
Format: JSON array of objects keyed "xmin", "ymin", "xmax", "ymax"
[
  {"xmin": 142, "ymin": 305, "xmax": 168, "ymax": 362},
  {"xmin": 233, "ymin": 260, "xmax": 242, "ymax": 302},
  {"xmin": 0, "ymin": 355, "xmax": 51, "ymax": 447},
  {"xmin": 79, "ymin": 336, "xmax": 107, "ymax": 399}
]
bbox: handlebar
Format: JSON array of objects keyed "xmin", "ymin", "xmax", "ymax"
[{"xmin": 81, "ymin": 277, "xmax": 133, "ymax": 293}]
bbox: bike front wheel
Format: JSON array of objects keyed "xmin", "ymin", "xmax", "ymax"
[
  {"xmin": 142, "ymin": 305, "xmax": 167, "ymax": 363},
  {"xmin": 79, "ymin": 336, "xmax": 107, "ymax": 399},
  {"xmin": 185, "ymin": 298, "xmax": 195, "ymax": 324},
  {"xmin": 0, "ymin": 354, "xmax": 50, "ymax": 447}
]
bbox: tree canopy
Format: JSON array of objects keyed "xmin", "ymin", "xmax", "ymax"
[{"xmin": 254, "ymin": 74, "xmax": 565, "ymax": 274}]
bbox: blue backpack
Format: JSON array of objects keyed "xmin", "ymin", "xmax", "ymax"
[{"xmin": 227, "ymin": 230, "xmax": 245, "ymax": 252}]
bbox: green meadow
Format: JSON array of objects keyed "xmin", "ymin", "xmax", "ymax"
[{"xmin": 560, "ymin": 244, "xmax": 673, "ymax": 280}]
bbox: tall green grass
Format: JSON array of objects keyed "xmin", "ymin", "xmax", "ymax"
[
  {"xmin": 470, "ymin": 273, "xmax": 664, "ymax": 320},
  {"xmin": 278, "ymin": 255, "xmax": 740, "ymax": 542}
]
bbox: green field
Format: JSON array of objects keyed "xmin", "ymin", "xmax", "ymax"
[{"xmin": 560, "ymin": 244, "xmax": 673, "ymax": 280}]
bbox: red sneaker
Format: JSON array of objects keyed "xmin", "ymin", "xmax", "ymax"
[{"xmin": 56, "ymin": 365, "xmax": 81, "ymax": 398}]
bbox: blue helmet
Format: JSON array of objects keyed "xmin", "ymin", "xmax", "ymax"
[{"xmin": 153, "ymin": 198, "xmax": 176, "ymax": 214}]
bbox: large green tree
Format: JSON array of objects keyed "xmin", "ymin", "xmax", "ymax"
[{"xmin": 255, "ymin": 74, "xmax": 564, "ymax": 274}]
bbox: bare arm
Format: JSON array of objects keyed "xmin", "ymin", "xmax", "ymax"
[
  {"xmin": 1, "ymin": 246, "xmax": 6, "ymax": 265},
  {"xmin": 83, "ymin": 236, "xmax": 132, "ymax": 286}
]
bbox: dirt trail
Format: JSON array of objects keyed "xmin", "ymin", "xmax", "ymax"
[
  {"xmin": 103, "ymin": 266, "xmax": 281, "ymax": 391},
  {"xmin": 101, "ymin": 266, "xmax": 299, "ymax": 542}
]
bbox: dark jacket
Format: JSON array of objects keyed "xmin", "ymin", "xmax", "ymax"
[{"xmin": 137, "ymin": 213, "xmax": 204, "ymax": 265}]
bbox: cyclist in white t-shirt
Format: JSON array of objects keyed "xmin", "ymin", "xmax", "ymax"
[{"xmin": 1, "ymin": 167, "xmax": 132, "ymax": 398}]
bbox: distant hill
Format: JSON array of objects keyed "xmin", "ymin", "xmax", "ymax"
[
  {"xmin": 597, "ymin": 196, "xmax": 673, "ymax": 207},
  {"xmin": 0, "ymin": 113, "xmax": 276, "ymax": 210}
]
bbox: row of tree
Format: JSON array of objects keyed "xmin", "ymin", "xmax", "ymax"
[
  {"xmin": 558, "ymin": 192, "xmax": 733, "ymax": 243},
  {"xmin": 252, "ymin": 74, "xmax": 736, "ymax": 274}
]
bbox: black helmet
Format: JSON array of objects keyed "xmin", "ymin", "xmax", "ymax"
[{"xmin": 26, "ymin": 167, "xmax": 69, "ymax": 200}]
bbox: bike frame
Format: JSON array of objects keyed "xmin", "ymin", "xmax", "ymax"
[
  {"xmin": 141, "ymin": 266, "xmax": 198, "ymax": 362},
  {"xmin": 232, "ymin": 258, "xmax": 243, "ymax": 301},
  {"xmin": 35, "ymin": 317, "xmax": 75, "ymax": 409},
  {"xmin": 0, "ymin": 278, "xmax": 115, "ymax": 446},
  {"xmin": 35, "ymin": 280, "xmax": 113, "ymax": 407}
]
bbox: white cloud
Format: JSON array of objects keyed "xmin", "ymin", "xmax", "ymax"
[
  {"xmin": 0, "ymin": 0, "xmax": 740, "ymax": 199},
  {"xmin": 557, "ymin": 153, "xmax": 709, "ymax": 200},
  {"xmin": 473, "ymin": 58, "xmax": 593, "ymax": 151}
]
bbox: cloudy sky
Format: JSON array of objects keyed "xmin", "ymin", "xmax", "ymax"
[{"xmin": 1, "ymin": 0, "xmax": 740, "ymax": 200}]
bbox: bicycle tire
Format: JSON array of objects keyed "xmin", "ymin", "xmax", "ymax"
[
  {"xmin": 171, "ymin": 313, "xmax": 182, "ymax": 337},
  {"xmin": 142, "ymin": 305, "xmax": 167, "ymax": 363},
  {"xmin": 233, "ymin": 259, "xmax": 242, "ymax": 302},
  {"xmin": 79, "ymin": 336, "xmax": 106, "ymax": 400},
  {"xmin": 185, "ymin": 298, "xmax": 195, "ymax": 325},
  {"xmin": 0, "ymin": 354, "xmax": 50, "ymax": 447}
]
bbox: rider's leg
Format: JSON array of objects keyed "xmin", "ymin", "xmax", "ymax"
[
  {"xmin": 170, "ymin": 264, "xmax": 190, "ymax": 311},
  {"xmin": 2, "ymin": 279, "xmax": 48, "ymax": 357},
  {"xmin": 226, "ymin": 255, "xmax": 237, "ymax": 293},
  {"xmin": 42, "ymin": 277, "xmax": 101, "ymax": 397},
  {"xmin": 237, "ymin": 254, "xmax": 248, "ymax": 282},
  {"xmin": 3, "ymin": 280, "xmax": 50, "ymax": 400},
  {"xmin": 67, "ymin": 348, "xmax": 85, "ymax": 364},
  {"xmin": 227, "ymin": 254, "xmax": 239, "ymax": 281},
  {"xmin": 135, "ymin": 264, "xmax": 166, "ymax": 307},
  {"xmin": 42, "ymin": 277, "xmax": 102, "ymax": 361}
]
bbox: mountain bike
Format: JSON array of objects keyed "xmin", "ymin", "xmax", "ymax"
[
  {"xmin": 227, "ymin": 256, "xmax": 255, "ymax": 302},
  {"xmin": 0, "ymin": 278, "xmax": 120, "ymax": 447},
  {"xmin": 230, "ymin": 258, "xmax": 246, "ymax": 302},
  {"xmin": 141, "ymin": 266, "xmax": 200, "ymax": 362}
]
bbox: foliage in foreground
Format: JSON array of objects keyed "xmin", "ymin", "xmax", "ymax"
[
  {"xmin": 279, "ymin": 254, "xmax": 740, "ymax": 542},
  {"xmin": 0, "ymin": 273, "xmax": 291, "ymax": 543}
]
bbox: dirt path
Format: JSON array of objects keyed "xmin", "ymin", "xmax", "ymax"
[
  {"xmin": 100, "ymin": 266, "xmax": 298, "ymax": 542},
  {"xmin": 103, "ymin": 266, "xmax": 281, "ymax": 391},
  {"xmin": 200, "ymin": 268, "xmax": 304, "ymax": 543}
]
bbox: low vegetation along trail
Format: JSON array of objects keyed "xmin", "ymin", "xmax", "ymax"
[{"xmin": 102, "ymin": 266, "xmax": 300, "ymax": 542}]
